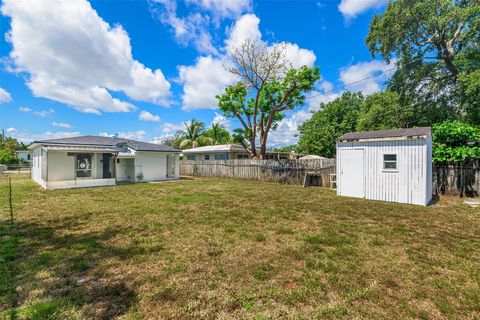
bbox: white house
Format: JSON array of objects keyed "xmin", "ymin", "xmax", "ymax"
[
  {"xmin": 28, "ymin": 135, "xmax": 180, "ymax": 190},
  {"xmin": 182, "ymin": 144, "xmax": 301, "ymax": 160},
  {"xmin": 336, "ymin": 127, "xmax": 432, "ymax": 206},
  {"xmin": 15, "ymin": 150, "xmax": 31, "ymax": 163}
]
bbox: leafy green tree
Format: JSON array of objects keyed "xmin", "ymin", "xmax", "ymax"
[
  {"xmin": 366, "ymin": 0, "xmax": 480, "ymax": 124},
  {"xmin": 0, "ymin": 149, "xmax": 18, "ymax": 165},
  {"xmin": 357, "ymin": 90, "xmax": 412, "ymax": 131},
  {"xmin": 179, "ymin": 119, "xmax": 211, "ymax": 149},
  {"xmin": 432, "ymin": 120, "xmax": 480, "ymax": 163},
  {"xmin": 217, "ymin": 39, "xmax": 320, "ymax": 159},
  {"xmin": 298, "ymin": 92, "xmax": 364, "ymax": 158},
  {"xmin": 204, "ymin": 123, "xmax": 231, "ymax": 145}
]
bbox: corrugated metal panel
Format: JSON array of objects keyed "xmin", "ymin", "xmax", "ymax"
[{"xmin": 337, "ymin": 137, "xmax": 431, "ymax": 206}]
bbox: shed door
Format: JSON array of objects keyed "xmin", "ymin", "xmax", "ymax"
[{"xmin": 339, "ymin": 149, "xmax": 365, "ymax": 198}]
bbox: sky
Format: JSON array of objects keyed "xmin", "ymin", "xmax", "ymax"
[{"xmin": 0, "ymin": 0, "xmax": 393, "ymax": 147}]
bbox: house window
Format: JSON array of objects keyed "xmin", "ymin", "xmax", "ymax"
[
  {"xmin": 76, "ymin": 154, "xmax": 93, "ymax": 178},
  {"xmin": 214, "ymin": 154, "xmax": 229, "ymax": 160},
  {"xmin": 383, "ymin": 154, "xmax": 397, "ymax": 170},
  {"xmin": 204, "ymin": 155, "xmax": 210, "ymax": 160},
  {"xmin": 186, "ymin": 155, "xmax": 196, "ymax": 160},
  {"xmin": 237, "ymin": 154, "xmax": 249, "ymax": 159}
]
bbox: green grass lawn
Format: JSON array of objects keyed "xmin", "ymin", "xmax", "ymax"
[{"xmin": 0, "ymin": 175, "xmax": 479, "ymax": 319}]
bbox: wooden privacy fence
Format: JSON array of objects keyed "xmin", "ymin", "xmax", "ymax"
[
  {"xmin": 433, "ymin": 162, "xmax": 480, "ymax": 197},
  {"xmin": 181, "ymin": 159, "xmax": 336, "ymax": 186}
]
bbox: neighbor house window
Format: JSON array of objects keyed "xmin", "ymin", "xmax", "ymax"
[
  {"xmin": 204, "ymin": 155, "xmax": 210, "ymax": 160},
  {"xmin": 187, "ymin": 155, "xmax": 196, "ymax": 160},
  {"xmin": 383, "ymin": 154, "xmax": 397, "ymax": 170},
  {"xmin": 76, "ymin": 154, "xmax": 93, "ymax": 178},
  {"xmin": 214, "ymin": 154, "xmax": 229, "ymax": 160},
  {"xmin": 237, "ymin": 154, "xmax": 249, "ymax": 159}
]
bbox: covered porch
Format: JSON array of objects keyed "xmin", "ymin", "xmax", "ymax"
[{"xmin": 43, "ymin": 146, "xmax": 118, "ymax": 190}]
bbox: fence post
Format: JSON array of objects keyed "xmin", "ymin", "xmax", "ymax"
[{"xmin": 8, "ymin": 177, "xmax": 13, "ymax": 222}]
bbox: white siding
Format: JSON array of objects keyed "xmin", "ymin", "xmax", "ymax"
[
  {"xmin": 337, "ymin": 137, "xmax": 432, "ymax": 206},
  {"xmin": 47, "ymin": 151, "xmax": 75, "ymax": 181},
  {"xmin": 134, "ymin": 152, "xmax": 179, "ymax": 182},
  {"xmin": 31, "ymin": 146, "xmax": 46, "ymax": 188},
  {"xmin": 116, "ymin": 158, "xmax": 135, "ymax": 182}
]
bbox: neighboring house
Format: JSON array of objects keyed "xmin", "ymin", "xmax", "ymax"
[
  {"xmin": 181, "ymin": 144, "xmax": 301, "ymax": 160},
  {"xmin": 15, "ymin": 150, "xmax": 32, "ymax": 163},
  {"xmin": 28, "ymin": 135, "xmax": 180, "ymax": 190},
  {"xmin": 336, "ymin": 127, "xmax": 432, "ymax": 206}
]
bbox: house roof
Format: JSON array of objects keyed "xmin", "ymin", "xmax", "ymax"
[
  {"xmin": 29, "ymin": 135, "xmax": 180, "ymax": 153},
  {"xmin": 299, "ymin": 155, "xmax": 330, "ymax": 160},
  {"xmin": 337, "ymin": 127, "xmax": 431, "ymax": 141},
  {"xmin": 182, "ymin": 144, "xmax": 246, "ymax": 154}
]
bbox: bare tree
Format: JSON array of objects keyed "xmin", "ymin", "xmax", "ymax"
[{"xmin": 218, "ymin": 39, "xmax": 319, "ymax": 159}]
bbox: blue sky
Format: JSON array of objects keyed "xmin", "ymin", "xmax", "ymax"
[{"xmin": 0, "ymin": 0, "xmax": 391, "ymax": 146}]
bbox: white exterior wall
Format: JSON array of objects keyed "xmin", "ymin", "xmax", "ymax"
[
  {"xmin": 31, "ymin": 146, "xmax": 46, "ymax": 188},
  {"xmin": 116, "ymin": 158, "xmax": 135, "ymax": 182},
  {"xmin": 134, "ymin": 152, "xmax": 179, "ymax": 182},
  {"xmin": 337, "ymin": 137, "xmax": 432, "ymax": 206},
  {"xmin": 47, "ymin": 151, "xmax": 75, "ymax": 181}
]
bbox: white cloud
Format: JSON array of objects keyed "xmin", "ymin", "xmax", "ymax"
[
  {"xmin": 99, "ymin": 130, "xmax": 147, "ymax": 141},
  {"xmin": 6, "ymin": 127, "xmax": 16, "ymax": 133},
  {"xmin": 339, "ymin": 59, "xmax": 395, "ymax": 95},
  {"xmin": 150, "ymin": 133, "xmax": 175, "ymax": 144},
  {"xmin": 33, "ymin": 108, "xmax": 55, "ymax": 118},
  {"xmin": 186, "ymin": 0, "xmax": 251, "ymax": 19},
  {"xmin": 8, "ymin": 130, "xmax": 81, "ymax": 144},
  {"xmin": 0, "ymin": 87, "xmax": 12, "ymax": 103},
  {"xmin": 139, "ymin": 110, "xmax": 161, "ymax": 122},
  {"xmin": 225, "ymin": 13, "xmax": 262, "ymax": 53},
  {"xmin": 150, "ymin": 1, "xmax": 218, "ymax": 55},
  {"xmin": 159, "ymin": 122, "xmax": 185, "ymax": 134},
  {"xmin": 1, "ymin": 0, "xmax": 170, "ymax": 114},
  {"xmin": 150, "ymin": 0, "xmax": 251, "ymax": 54},
  {"xmin": 51, "ymin": 122, "xmax": 72, "ymax": 129},
  {"xmin": 212, "ymin": 112, "xmax": 231, "ymax": 128},
  {"xmin": 306, "ymin": 80, "xmax": 340, "ymax": 111},
  {"xmin": 178, "ymin": 56, "xmax": 237, "ymax": 110},
  {"xmin": 268, "ymin": 110, "xmax": 312, "ymax": 148},
  {"xmin": 19, "ymin": 106, "xmax": 32, "ymax": 112},
  {"xmin": 338, "ymin": 0, "xmax": 386, "ymax": 20},
  {"xmin": 283, "ymin": 42, "xmax": 317, "ymax": 68}
]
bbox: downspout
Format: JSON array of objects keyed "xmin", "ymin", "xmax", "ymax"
[{"xmin": 45, "ymin": 149, "xmax": 48, "ymax": 188}]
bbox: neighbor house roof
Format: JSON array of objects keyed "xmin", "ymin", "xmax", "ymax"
[
  {"xmin": 28, "ymin": 135, "xmax": 180, "ymax": 153},
  {"xmin": 337, "ymin": 127, "xmax": 431, "ymax": 142},
  {"xmin": 182, "ymin": 144, "xmax": 246, "ymax": 154}
]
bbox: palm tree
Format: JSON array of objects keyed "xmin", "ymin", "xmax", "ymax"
[
  {"xmin": 207, "ymin": 123, "xmax": 231, "ymax": 145},
  {"xmin": 179, "ymin": 119, "xmax": 211, "ymax": 149}
]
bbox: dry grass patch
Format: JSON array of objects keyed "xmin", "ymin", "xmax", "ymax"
[{"xmin": 0, "ymin": 175, "xmax": 479, "ymax": 319}]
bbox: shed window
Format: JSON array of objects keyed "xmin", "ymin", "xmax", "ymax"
[
  {"xmin": 383, "ymin": 154, "xmax": 397, "ymax": 170},
  {"xmin": 204, "ymin": 155, "xmax": 210, "ymax": 160},
  {"xmin": 186, "ymin": 155, "xmax": 196, "ymax": 160}
]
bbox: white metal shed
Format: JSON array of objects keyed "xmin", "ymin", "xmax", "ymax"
[{"xmin": 336, "ymin": 127, "xmax": 432, "ymax": 206}]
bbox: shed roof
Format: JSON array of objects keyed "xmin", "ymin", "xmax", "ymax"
[
  {"xmin": 337, "ymin": 127, "xmax": 431, "ymax": 141},
  {"xmin": 29, "ymin": 135, "xmax": 180, "ymax": 153}
]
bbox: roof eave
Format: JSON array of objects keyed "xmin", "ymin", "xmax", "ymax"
[{"xmin": 337, "ymin": 135, "xmax": 428, "ymax": 143}]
